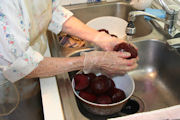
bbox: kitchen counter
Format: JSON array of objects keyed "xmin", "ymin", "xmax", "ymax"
[{"xmin": 39, "ymin": 42, "xmax": 65, "ymax": 120}]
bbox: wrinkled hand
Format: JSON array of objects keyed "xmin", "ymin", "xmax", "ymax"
[
  {"xmin": 93, "ymin": 32, "xmax": 126, "ymax": 51},
  {"xmin": 83, "ymin": 51, "xmax": 138, "ymax": 76}
]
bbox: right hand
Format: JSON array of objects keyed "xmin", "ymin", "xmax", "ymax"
[
  {"xmin": 92, "ymin": 32, "xmax": 127, "ymax": 51},
  {"xmin": 83, "ymin": 51, "xmax": 138, "ymax": 76}
]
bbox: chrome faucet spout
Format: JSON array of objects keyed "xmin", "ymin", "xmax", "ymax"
[
  {"xmin": 128, "ymin": 11, "xmax": 168, "ymax": 24},
  {"xmin": 126, "ymin": 0, "xmax": 179, "ymax": 38}
]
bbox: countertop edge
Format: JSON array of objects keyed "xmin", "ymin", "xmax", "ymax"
[{"xmin": 39, "ymin": 41, "xmax": 65, "ymax": 120}]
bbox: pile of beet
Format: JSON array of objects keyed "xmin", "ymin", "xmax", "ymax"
[{"xmin": 74, "ymin": 73, "xmax": 126, "ymax": 104}]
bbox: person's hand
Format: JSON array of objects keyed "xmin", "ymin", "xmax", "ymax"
[
  {"xmin": 92, "ymin": 32, "xmax": 126, "ymax": 51},
  {"xmin": 83, "ymin": 51, "xmax": 138, "ymax": 76}
]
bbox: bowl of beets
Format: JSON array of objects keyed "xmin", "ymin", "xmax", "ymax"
[{"xmin": 72, "ymin": 71, "xmax": 135, "ymax": 115}]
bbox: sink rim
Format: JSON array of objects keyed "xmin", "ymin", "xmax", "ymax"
[{"xmin": 65, "ymin": 1, "xmax": 129, "ymax": 11}]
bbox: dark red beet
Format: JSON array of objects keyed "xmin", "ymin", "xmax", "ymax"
[
  {"xmin": 111, "ymin": 88, "xmax": 126, "ymax": 103},
  {"xmin": 79, "ymin": 91, "xmax": 97, "ymax": 102},
  {"xmin": 98, "ymin": 75, "xmax": 108, "ymax": 80},
  {"xmin": 90, "ymin": 75, "xmax": 112, "ymax": 95},
  {"xmin": 84, "ymin": 86, "xmax": 93, "ymax": 94},
  {"xmin": 86, "ymin": 73, "xmax": 96, "ymax": 81},
  {"xmin": 96, "ymin": 95, "xmax": 112, "ymax": 104},
  {"xmin": 74, "ymin": 74, "xmax": 89, "ymax": 91},
  {"xmin": 109, "ymin": 79, "xmax": 115, "ymax": 88},
  {"xmin": 98, "ymin": 29, "xmax": 109, "ymax": 34},
  {"xmin": 113, "ymin": 42, "xmax": 138, "ymax": 59},
  {"xmin": 106, "ymin": 79, "xmax": 116, "ymax": 96}
]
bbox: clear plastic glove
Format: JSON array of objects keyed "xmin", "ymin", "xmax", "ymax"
[
  {"xmin": 130, "ymin": 0, "xmax": 153, "ymax": 10},
  {"xmin": 83, "ymin": 51, "xmax": 138, "ymax": 76},
  {"xmin": 92, "ymin": 32, "xmax": 126, "ymax": 51}
]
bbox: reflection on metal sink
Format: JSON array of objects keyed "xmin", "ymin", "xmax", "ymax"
[
  {"xmin": 66, "ymin": 2, "xmax": 152, "ymax": 38},
  {"xmin": 129, "ymin": 40, "xmax": 180, "ymax": 111},
  {"xmin": 66, "ymin": 39, "xmax": 180, "ymax": 119}
]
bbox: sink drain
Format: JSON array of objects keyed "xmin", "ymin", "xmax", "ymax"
[{"xmin": 121, "ymin": 95, "xmax": 145, "ymax": 115}]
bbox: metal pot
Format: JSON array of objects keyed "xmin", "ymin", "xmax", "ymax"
[{"xmin": 72, "ymin": 72, "xmax": 135, "ymax": 115}]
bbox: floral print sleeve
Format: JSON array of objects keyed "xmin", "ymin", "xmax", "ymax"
[
  {"xmin": 48, "ymin": 0, "xmax": 74, "ymax": 34},
  {"xmin": 0, "ymin": 0, "xmax": 43, "ymax": 82}
]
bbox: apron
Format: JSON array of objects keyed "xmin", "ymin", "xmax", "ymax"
[{"xmin": 0, "ymin": 0, "xmax": 53, "ymax": 119}]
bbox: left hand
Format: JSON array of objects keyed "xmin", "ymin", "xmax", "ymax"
[{"xmin": 92, "ymin": 32, "xmax": 127, "ymax": 51}]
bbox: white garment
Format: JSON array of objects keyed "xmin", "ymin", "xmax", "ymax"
[
  {"xmin": 130, "ymin": 0, "xmax": 153, "ymax": 10},
  {"xmin": 0, "ymin": 0, "xmax": 73, "ymax": 82}
]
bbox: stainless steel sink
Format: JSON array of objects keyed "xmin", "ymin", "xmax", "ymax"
[
  {"xmin": 46, "ymin": 1, "xmax": 180, "ymax": 120},
  {"xmin": 129, "ymin": 40, "xmax": 180, "ymax": 111},
  {"xmin": 66, "ymin": 2, "xmax": 152, "ymax": 38},
  {"xmin": 65, "ymin": 39, "xmax": 180, "ymax": 118}
]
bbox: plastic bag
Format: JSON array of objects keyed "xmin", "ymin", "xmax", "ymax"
[{"xmin": 0, "ymin": 73, "xmax": 20, "ymax": 116}]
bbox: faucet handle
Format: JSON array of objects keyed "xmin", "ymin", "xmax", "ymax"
[{"xmin": 158, "ymin": 0, "xmax": 177, "ymax": 15}]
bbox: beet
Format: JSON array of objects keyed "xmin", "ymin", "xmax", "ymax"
[
  {"xmin": 98, "ymin": 29, "xmax": 109, "ymax": 34},
  {"xmin": 79, "ymin": 91, "xmax": 97, "ymax": 102},
  {"xmin": 110, "ymin": 34, "xmax": 118, "ymax": 38},
  {"xmin": 74, "ymin": 74, "xmax": 89, "ymax": 91},
  {"xmin": 96, "ymin": 95, "xmax": 112, "ymax": 104},
  {"xmin": 90, "ymin": 75, "xmax": 112, "ymax": 95},
  {"xmin": 86, "ymin": 73, "xmax": 96, "ymax": 81},
  {"xmin": 84, "ymin": 86, "xmax": 93, "ymax": 94},
  {"xmin": 106, "ymin": 79, "xmax": 116, "ymax": 96},
  {"xmin": 111, "ymin": 88, "xmax": 126, "ymax": 103},
  {"xmin": 74, "ymin": 73, "xmax": 126, "ymax": 104},
  {"xmin": 109, "ymin": 79, "xmax": 115, "ymax": 88},
  {"xmin": 113, "ymin": 42, "xmax": 138, "ymax": 59}
]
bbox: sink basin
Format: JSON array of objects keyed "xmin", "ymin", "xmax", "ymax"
[
  {"xmin": 67, "ymin": 2, "xmax": 152, "ymax": 38},
  {"xmin": 129, "ymin": 40, "xmax": 180, "ymax": 111},
  {"xmin": 66, "ymin": 39, "xmax": 180, "ymax": 119}
]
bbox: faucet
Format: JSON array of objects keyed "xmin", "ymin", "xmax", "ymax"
[{"xmin": 126, "ymin": 0, "xmax": 179, "ymax": 37}]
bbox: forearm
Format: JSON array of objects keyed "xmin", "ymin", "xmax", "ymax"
[
  {"xmin": 62, "ymin": 16, "xmax": 99, "ymax": 43},
  {"xmin": 61, "ymin": 16, "xmax": 126, "ymax": 51},
  {"xmin": 26, "ymin": 56, "xmax": 84, "ymax": 79}
]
